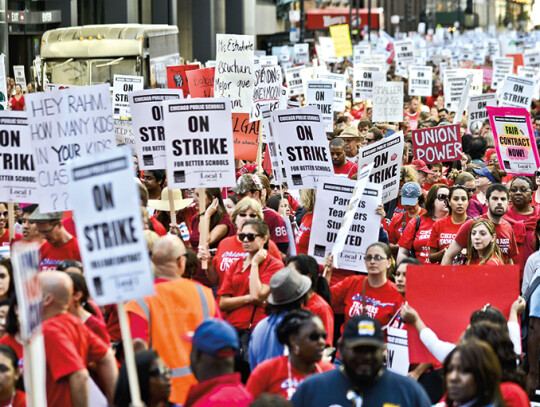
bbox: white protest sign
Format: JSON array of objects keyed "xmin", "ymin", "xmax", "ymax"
[
  {"xmin": 305, "ymin": 81, "xmax": 334, "ymax": 132},
  {"xmin": 387, "ymin": 327, "xmax": 409, "ymax": 376},
  {"xmin": 455, "ymin": 69, "xmax": 483, "ymax": 95},
  {"xmin": 45, "ymin": 83, "xmax": 74, "ymax": 92},
  {"xmin": 309, "ymin": 177, "xmax": 382, "ymax": 272},
  {"xmin": 260, "ymin": 56, "xmax": 278, "ymax": 66},
  {"xmin": 263, "ymin": 106, "xmax": 286, "ymax": 183},
  {"xmin": 316, "ymin": 72, "xmax": 347, "ymax": 112},
  {"xmin": 271, "ymin": 106, "xmax": 334, "ymax": 189},
  {"xmin": 68, "ymin": 147, "xmax": 154, "ymax": 305},
  {"xmin": 0, "ymin": 111, "xmax": 38, "ymax": 202},
  {"xmin": 0, "ymin": 55, "xmax": 7, "ymax": 110},
  {"xmin": 524, "ymin": 50, "xmax": 540, "ymax": 68},
  {"xmin": 285, "ymin": 66, "xmax": 304, "ymax": 96},
  {"xmin": 294, "ymin": 43, "xmax": 310, "ymax": 65},
  {"xmin": 13, "ymin": 65, "xmax": 27, "ymax": 91},
  {"xmin": 444, "ymin": 76, "xmax": 468, "ymax": 112},
  {"xmin": 316, "ymin": 37, "xmax": 337, "ymax": 63},
  {"xmin": 26, "ymin": 84, "xmax": 115, "ymax": 212},
  {"xmin": 491, "ymin": 57, "xmax": 514, "ymax": 89},
  {"xmin": 214, "ymin": 34, "xmax": 255, "ymax": 113},
  {"xmin": 453, "ymin": 74, "xmax": 474, "ymax": 125},
  {"xmin": 114, "ymin": 119, "xmax": 135, "ymax": 152},
  {"xmin": 250, "ymin": 64, "xmax": 282, "ymax": 122},
  {"xmin": 163, "ymin": 98, "xmax": 236, "ymax": 189},
  {"xmin": 372, "ymin": 82, "xmax": 404, "ymax": 123},
  {"xmin": 34, "ymin": 56, "xmax": 42, "ymax": 88},
  {"xmin": 129, "ymin": 89, "xmax": 183, "ymax": 170},
  {"xmin": 408, "ymin": 66, "xmax": 433, "ymax": 97},
  {"xmin": 353, "ymin": 43, "xmax": 371, "ymax": 65},
  {"xmin": 113, "ymin": 75, "xmax": 144, "ymax": 120},
  {"xmin": 467, "ymin": 93, "xmax": 497, "ymax": 132},
  {"xmin": 498, "ymin": 75, "xmax": 535, "ymax": 109},
  {"xmin": 394, "ymin": 40, "xmax": 415, "ymax": 67},
  {"xmin": 517, "ymin": 66, "xmax": 540, "ymax": 98},
  {"xmin": 357, "ymin": 132, "xmax": 404, "ymax": 204},
  {"xmin": 354, "ymin": 64, "xmax": 385, "ymax": 100}
]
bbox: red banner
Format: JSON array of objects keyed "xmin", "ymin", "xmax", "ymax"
[
  {"xmin": 186, "ymin": 67, "xmax": 215, "ymax": 98},
  {"xmin": 412, "ymin": 124, "xmax": 462, "ymax": 164},
  {"xmin": 166, "ymin": 64, "xmax": 199, "ymax": 97},
  {"xmin": 406, "ymin": 265, "xmax": 519, "ymax": 364},
  {"xmin": 232, "ymin": 113, "xmax": 259, "ymax": 162}
]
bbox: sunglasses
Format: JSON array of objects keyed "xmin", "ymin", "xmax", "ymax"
[
  {"xmin": 535, "ymin": 171, "xmax": 540, "ymax": 177},
  {"xmin": 269, "ymin": 184, "xmax": 280, "ymax": 190},
  {"xmin": 365, "ymin": 254, "xmax": 387, "ymax": 262},
  {"xmin": 510, "ymin": 187, "xmax": 531, "ymax": 194},
  {"xmin": 238, "ymin": 213, "xmax": 258, "ymax": 218},
  {"xmin": 308, "ymin": 332, "xmax": 328, "ymax": 341},
  {"xmin": 149, "ymin": 365, "xmax": 171, "ymax": 378},
  {"xmin": 0, "ymin": 211, "xmax": 8, "ymax": 218},
  {"xmin": 464, "ymin": 187, "xmax": 476, "ymax": 194},
  {"xmin": 238, "ymin": 233, "xmax": 261, "ymax": 242},
  {"xmin": 436, "ymin": 194, "xmax": 449, "ymax": 201}
]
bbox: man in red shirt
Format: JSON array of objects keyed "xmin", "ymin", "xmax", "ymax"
[
  {"xmin": 184, "ymin": 319, "xmax": 253, "ymax": 407},
  {"xmin": 29, "ymin": 207, "xmax": 81, "ymax": 271},
  {"xmin": 404, "ymin": 97, "xmax": 420, "ymax": 130},
  {"xmin": 329, "ymin": 138, "xmax": 358, "ymax": 179},
  {"xmin": 40, "ymin": 271, "xmax": 118, "ymax": 406}
]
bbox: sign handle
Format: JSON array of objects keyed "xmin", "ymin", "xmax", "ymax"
[
  {"xmin": 7, "ymin": 203, "xmax": 14, "ymax": 241},
  {"xmin": 168, "ymin": 189, "xmax": 177, "ymax": 227},
  {"xmin": 117, "ymin": 302, "xmax": 144, "ymax": 407},
  {"xmin": 256, "ymin": 121, "xmax": 263, "ymax": 175},
  {"xmin": 197, "ymin": 188, "xmax": 208, "ymax": 270},
  {"xmin": 453, "ymin": 74, "xmax": 474, "ymax": 125}
]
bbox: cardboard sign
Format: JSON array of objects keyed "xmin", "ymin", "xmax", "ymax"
[
  {"xmin": 305, "ymin": 81, "xmax": 334, "ymax": 132},
  {"xmin": 372, "ymin": 82, "xmax": 403, "ymax": 123},
  {"xmin": 214, "ymin": 34, "xmax": 255, "ymax": 113},
  {"xmin": 353, "ymin": 43, "xmax": 371, "ymax": 65},
  {"xmin": 329, "ymin": 24, "xmax": 353, "ymax": 57},
  {"xmin": 68, "ymin": 147, "xmax": 154, "ymax": 305},
  {"xmin": 487, "ymin": 106, "xmax": 540, "ymax": 176},
  {"xmin": 166, "ymin": 64, "xmax": 199, "ymax": 97},
  {"xmin": 163, "ymin": 98, "xmax": 236, "ymax": 188},
  {"xmin": 271, "ymin": 106, "xmax": 334, "ymax": 189},
  {"xmin": 387, "ymin": 327, "xmax": 409, "ymax": 376},
  {"xmin": 406, "ymin": 265, "xmax": 519, "ymax": 364},
  {"xmin": 354, "ymin": 64, "xmax": 385, "ymax": 100},
  {"xmin": 114, "ymin": 119, "xmax": 135, "ymax": 152},
  {"xmin": 467, "ymin": 93, "xmax": 497, "ymax": 132},
  {"xmin": 250, "ymin": 64, "xmax": 282, "ymax": 122},
  {"xmin": 186, "ymin": 67, "xmax": 215, "ymax": 98},
  {"xmin": 233, "ymin": 113, "xmax": 259, "ymax": 162},
  {"xmin": 491, "ymin": 57, "xmax": 514, "ymax": 89},
  {"xmin": 357, "ymin": 132, "xmax": 404, "ymax": 204},
  {"xmin": 285, "ymin": 66, "xmax": 304, "ymax": 96},
  {"xmin": 128, "ymin": 89, "xmax": 183, "ymax": 170},
  {"xmin": 0, "ymin": 55, "xmax": 7, "ymax": 110},
  {"xmin": 11, "ymin": 242, "xmax": 42, "ymax": 340},
  {"xmin": 444, "ymin": 76, "xmax": 468, "ymax": 112},
  {"xmin": 408, "ymin": 66, "xmax": 433, "ymax": 97},
  {"xmin": 113, "ymin": 75, "xmax": 144, "ymax": 120},
  {"xmin": 412, "ymin": 124, "xmax": 462, "ymax": 164},
  {"xmin": 394, "ymin": 40, "xmax": 415, "ymax": 67},
  {"xmin": 498, "ymin": 75, "xmax": 535, "ymax": 109},
  {"xmin": 13, "ymin": 65, "xmax": 27, "ymax": 91},
  {"xmin": 316, "ymin": 72, "xmax": 347, "ymax": 112},
  {"xmin": 26, "ymin": 84, "xmax": 115, "ymax": 212},
  {"xmin": 310, "ymin": 177, "xmax": 381, "ymax": 272},
  {"xmin": 294, "ymin": 43, "xmax": 310, "ymax": 65},
  {"xmin": 0, "ymin": 111, "xmax": 38, "ymax": 202}
]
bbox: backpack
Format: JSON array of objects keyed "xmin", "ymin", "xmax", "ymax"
[{"xmin": 520, "ymin": 273, "xmax": 540, "ymax": 372}]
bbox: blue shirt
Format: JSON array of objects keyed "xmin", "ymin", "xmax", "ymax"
[
  {"xmin": 529, "ymin": 269, "xmax": 540, "ymax": 318},
  {"xmin": 249, "ymin": 313, "xmax": 286, "ymax": 370}
]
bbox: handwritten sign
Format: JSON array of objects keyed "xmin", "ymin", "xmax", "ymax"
[
  {"xmin": 372, "ymin": 82, "xmax": 403, "ymax": 123},
  {"xmin": 329, "ymin": 24, "xmax": 353, "ymax": 57},
  {"xmin": 250, "ymin": 64, "xmax": 282, "ymax": 122},
  {"xmin": 186, "ymin": 67, "xmax": 215, "ymax": 98},
  {"xmin": 233, "ymin": 113, "xmax": 259, "ymax": 162}
]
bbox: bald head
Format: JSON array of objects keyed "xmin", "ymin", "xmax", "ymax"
[
  {"xmin": 39, "ymin": 271, "xmax": 73, "ymax": 317},
  {"xmin": 151, "ymin": 235, "xmax": 186, "ymax": 277}
]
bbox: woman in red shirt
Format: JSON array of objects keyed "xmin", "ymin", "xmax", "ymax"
[
  {"xmin": 0, "ymin": 345, "xmax": 25, "ymax": 407},
  {"xmin": 467, "ymin": 218, "xmax": 504, "ymax": 266},
  {"xmin": 9, "ymin": 85, "xmax": 24, "ymax": 111},
  {"xmin": 296, "ymin": 189, "xmax": 316, "ymax": 255}
]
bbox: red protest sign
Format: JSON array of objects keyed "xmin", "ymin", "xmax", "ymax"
[
  {"xmin": 506, "ymin": 54, "xmax": 524, "ymax": 73},
  {"xmin": 406, "ymin": 265, "xmax": 519, "ymax": 364},
  {"xmin": 479, "ymin": 67, "xmax": 493, "ymax": 85},
  {"xmin": 186, "ymin": 68, "xmax": 215, "ymax": 98},
  {"xmin": 166, "ymin": 65, "xmax": 199, "ymax": 96},
  {"xmin": 233, "ymin": 113, "xmax": 259, "ymax": 162},
  {"xmin": 412, "ymin": 124, "xmax": 462, "ymax": 164}
]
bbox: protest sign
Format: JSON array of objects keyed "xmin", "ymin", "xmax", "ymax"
[
  {"xmin": 26, "ymin": 84, "xmax": 115, "ymax": 212},
  {"xmin": 260, "ymin": 55, "xmax": 278, "ymax": 66},
  {"xmin": 271, "ymin": 106, "xmax": 333, "ymax": 188},
  {"xmin": 316, "ymin": 37, "xmax": 337, "ymax": 63},
  {"xmin": 0, "ymin": 111, "xmax": 38, "ymax": 202},
  {"xmin": 316, "ymin": 72, "xmax": 347, "ymax": 112},
  {"xmin": 214, "ymin": 34, "xmax": 255, "ymax": 113},
  {"xmin": 372, "ymin": 82, "xmax": 403, "ymax": 123},
  {"xmin": 517, "ymin": 66, "xmax": 540, "ymax": 99},
  {"xmin": 498, "ymin": 75, "xmax": 535, "ymax": 109},
  {"xmin": 45, "ymin": 83, "xmax": 73, "ymax": 92},
  {"xmin": 454, "ymin": 68, "xmax": 483, "ymax": 95},
  {"xmin": 294, "ymin": 43, "xmax": 309, "ymax": 65},
  {"xmin": 0, "ymin": 55, "xmax": 7, "ymax": 110},
  {"xmin": 305, "ymin": 81, "xmax": 334, "ymax": 132},
  {"xmin": 186, "ymin": 67, "xmax": 215, "ymax": 98},
  {"xmin": 354, "ymin": 64, "xmax": 385, "ymax": 100},
  {"xmin": 13, "ymin": 65, "xmax": 27, "ymax": 91},
  {"xmin": 250, "ymin": 64, "xmax": 282, "ymax": 122},
  {"xmin": 387, "ymin": 327, "xmax": 409, "ymax": 376},
  {"xmin": 524, "ymin": 50, "xmax": 540, "ymax": 68},
  {"xmin": 166, "ymin": 64, "xmax": 199, "ymax": 97},
  {"xmin": 408, "ymin": 66, "xmax": 433, "ymax": 97},
  {"xmin": 491, "ymin": 57, "xmax": 514, "ymax": 89},
  {"xmin": 394, "ymin": 39, "xmax": 415, "ymax": 67},
  {"xmin": 68, "ymin": 147, "xmax": 154, "ymax": 305},
  {"xmin": 467, "ymin": 93, "xmax": 497, "ymax": 132},
  {"xmin": 406, "ymin": 265, "xmax": 519, "ymax": 363},
  {"xmin": 129, "ymin": 89, "xmax": 183, "ymax": 170},
  {"xmin": 285, "ymin": 66, "xmax": 304, "ymax": 96},
  {"xmin": 263, "ymin": 106, "xmax": 287, "ymax": 183},
  {"xmin": 233, "ymin": 113, "xmax": 259, "ymax": 162},
  {"xmin": 353, "ymin": 43, "xmax": 371, "ymax": 65},
  {"xmin": 163, "ymin": 98, "xmax": 236, "ymax": 188},
  {"xmin": 329, "ymin": 24, "xmax": 353, "ymax": 57},
  {"xmin": 309, "ymin": 176, "xmax": 381, "ymax": 272},
  {"xmin": 34, "ymin": 56, "xmax": 42, "ymax": 88},
  {"xmin": 357, "ymin": 132, "xmax": 404, "ymax": 204},
  {"xmin": 443, "ymin": 76, "xmax": 468, "ymax": 111},
  {"xmin": 113, "ymin": 75, "xmax": 144, "ymax": 120},
  {"xmin": 487, "ymin": 106, "xmax": 540, "ymax": 176},
  {"xmin": 412, "ymin": 124, "xmax": 462, "ymax": 164}
]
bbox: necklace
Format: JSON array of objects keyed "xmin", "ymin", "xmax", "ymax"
[{"xmin": 285, "ymin": 357, "xmax": 322, "ymax": 400}]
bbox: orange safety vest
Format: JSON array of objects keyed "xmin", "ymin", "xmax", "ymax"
[{"xmin": 124, "ymin": 278, "xmax": 217, "ymax": 405}]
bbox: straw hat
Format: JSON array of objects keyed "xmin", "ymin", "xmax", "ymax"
[{"xmin": 148, "ymin": 188, "xmax": 193, "ymax": 212}]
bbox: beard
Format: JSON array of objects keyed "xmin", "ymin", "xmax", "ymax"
[{"xmin": 343, "ymin": 361, "xmax": 382, "ymax": 386}]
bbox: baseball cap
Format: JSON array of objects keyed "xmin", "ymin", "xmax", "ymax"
[
  {"xmin": 231, "ymin": 174, "xmax": 263, "ymax": 195},
  {"xmin": 411, "ymin": 159, "xmax": 434, "ymax": 175},
  {"xmin": 342, "ymin": 315, "xmax": 384, "ymax": 348},
  {"xmin": 473, "ymin": 167, "xmax": 496, "ymax": 183},
  {"xmin": 28, "ymin": 207, "xmax": 64, "ymax": 223},
  {"xmin": 183, "ymin": 319, "xmax": 238, "ymax": 358},
  {"xmin": 267, "ymin": 267, "xmax": 312, "ymax": 305},
  {"xmin": 401, "ymin": 182, "xmax": 422, "ymax": 206},
  {"xmin": 337, "ymin": 126, "xmax": 360, "ymax": 139}
]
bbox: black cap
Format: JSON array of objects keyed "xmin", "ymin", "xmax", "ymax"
[{"xmin": 342, "ymin": 315, "xmax": 384, "ymax": 348}]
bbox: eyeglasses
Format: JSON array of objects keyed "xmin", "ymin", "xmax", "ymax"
[
  {"xmin": 464, "ymin": 187, "xmax": 476, "ymax": 194},
  {"xmin": 535, "ymin": 171, "xmax": 540, "ymax": 177},
  {"xmin": 238, "ymin": 233, "xmax": 261, "ymax": 242},
  {"xmin": 509, "ymin": 187, "xmax": 531, "ymax": 194},
  {"xmin": 436, "ymin": 194, "xmax": 449, "ymax": 201},
  {"xmin": 269, "ymin": 184, "xmax": 280, "ymax": 190},
  {"xmin": 238, "ymin": 213, "xmax": 258, "ymax": 218},
  {"xmin": 365, "ymin": 138, "xmax": 375, "ymax": 143},
  {"xmin": 308, "ymin": 332, "xmax": 328, "ymax": 341},
  {"xmin": 149, "ymin": 365, "xmax": 171, "ymax": 378},
  {"xmin": 365, "ymin": 254, "xmax": 387, "ymax": 262},
  {"xmin": 38, "ymin": 222, "xmax": 58, "ymax": 235},
  {"xmin": 0, "ymin": 211, "xmax": 8, "ymax": 218}
]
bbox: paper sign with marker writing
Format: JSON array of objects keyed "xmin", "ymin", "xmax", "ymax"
[
  {"xmin": 372, "ymin": 82, "xmax": 403, "ymax": 123},
  {"xmin": 250, "ymin": 64, "xmax": 282, "ymax": 122},
  {"xmin": 186, "ymin": 67, "xmax": 215, "ymax": 98},
  {"xmin": 233, "ymin": 113, "xmax": 259, "ymax": 162},
  {"xmin": 329, "ymin": 24, "xmax": 353, "ymax": 57},
  {"xmin": 113, "ymin": 75, "xmax": 144, "ymax": 120}
]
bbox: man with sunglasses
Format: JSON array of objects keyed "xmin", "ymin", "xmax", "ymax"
[{"xmin": 29, "ymin": 207, "xmax": 81, "ymax": 271}]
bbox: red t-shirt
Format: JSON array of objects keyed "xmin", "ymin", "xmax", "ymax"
[
  {"xmin": 218, "ymin": 256, "xmax": 284, "ymax": 330},
  {"xmin": 184, "ymin": 372, "xmax": 253, "ymax": 407},
  {"xmin": 330, "ymin": 275, "xmax": 403, "ymax": 328},
  {"xmin": 467, "ymin": 194, "xmax": 488, "ymax": 218},
  {"xmin": 0, "ymin": 230, "xmax": 22, "ymax": 246},
  {"xmin": 0, "ymin": 334, "xmax": 23, "ymax": 371},
  {"xmin": 305, "ymin": 293, "xmax": 334, "ymax": 346},
  {"xmin": 263, "ymin": 207, "xmax": 289, "ymax": 246},
  {"xmin": 504, "ymin": 206, "xmax": 540, "ymax": 274},
  {"xmin": 397, "ymin": 216, "xmax": 437, "ymax": 264},
  {"xmin": 501, "ymin": 381, "xmax": 530, "ymax": 407},
  {"xmin": 39, "ymin": 237, "xmax": 81, "ymax": 271},
  {"xmin": 387, "ymin": 209, "xmax": 426, "ymax": 245},
  {"xmin": 429, "ymin": 216, "xmax": 468, "ymax": 252},
  {"xmin": 0, "ymin": 390, "xmax": 25, "ymax": 407},
  {"xmin": 10, "ymin": 95, "xmax": 25, "ymax": 111},
  {"xmin": 295, "ymin": 212, "xmax": 313, "ymax": 255},
  {"xmin": 42, "ymin": 313, "xmax": 109, "ymax": 407},
  {"xmin": 469, "ymin": 256, "xmax": 504, "ymax": 266},
  {"xmin": 85, "ymin": 314, "xmax": 110, "ymax": 344},
  {"xmin": 247, "ymin": 355, "xmax": 334, "ymax": 400},
  {"xmin": 103, "ymin": 304, "xmax": 122, "ymax": 342},
  {"xmin": 333, "ymin": 161, "xmax": 358, "ymax": 179},
  {"xmin": 404, "ymin": 110, "xmax": 420, "ymax": 130},
  {"xmin": 454, "ymin": 215, "xmax": 518, "ymax": 263},
  {"xmin": 212, "ymin": 236, "xmax": 282, "ymax": 288},
  {"xmin": 286, "ymin": 194, "xmax": 300, "ymax": 213}
]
